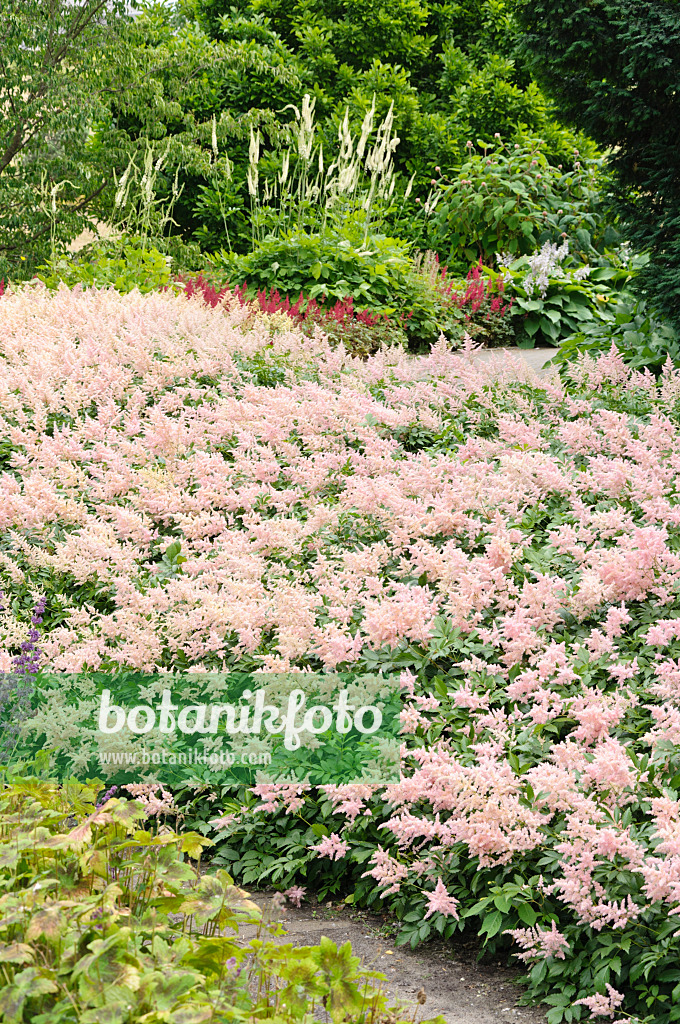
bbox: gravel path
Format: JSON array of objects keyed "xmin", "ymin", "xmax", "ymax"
[
  {"xmin": 470, "ymin": 347, "xmax": 558, "ymax": 377},
  {"xmin": 244, "ymin": 893, "xmax": 548, "ymax": 1024}
]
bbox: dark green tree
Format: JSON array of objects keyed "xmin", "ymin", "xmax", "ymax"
[
  {"xmin": 182, "ymin": 0, "xmax": 593, "ymax": 224},
  {"xmin": 516, "ymin": 0, "xmax": 680, "ymax": 327}
]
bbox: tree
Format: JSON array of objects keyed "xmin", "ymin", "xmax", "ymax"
[
  {"xmin": 516, "ymin": 0, "xmax": 680, "ymax": 327},
  {"xmin": 0, "ymin": 0, "xmax": 130, "ymax": 278},
  {"xmin": 0, "ymin": 0, "xmax": 300, "ymax": 279}
]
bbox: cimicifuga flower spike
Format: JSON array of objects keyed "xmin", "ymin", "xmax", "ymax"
[
  {"xmin": 114, "ymin": 160, "xmax": 133, "ymax": 209},
  {"xmin": 211, "ymin": 115, "xmax": 218, "ymax": 159},
  {"xmin": 297, "ymin": 94, "xmax": 316, "ymax": 163},
  {"xmin": 338, "ymin": 108, "xmax": 353, "ymax": 165},
  {"xmin": 249, "ymin": 127, "xmax": 261, "ymax": 169},
  {"xmin": 247, "ymin": 128, "xmax": 260, "ymax": 197},
  {"xmin": 247, "ymin": 165, "xmax": 258, "ymax": 198},
  {"xmin": 357, "ymin": 96, "xmax": 376, "ymax": 161},
  {"xmin": 154, "ymin": 146, "xmax": 167, "ymax": 174},
  {"xmin": 279, "ymin": 150, "xmax": 290, "ymax": 186}
]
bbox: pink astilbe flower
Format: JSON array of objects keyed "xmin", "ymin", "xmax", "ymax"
[
  {"xmin": 505, "ymin": 921, "xmax": 569, "ymax": 962},
  {"xmin": 311, "ymin": 833, "xmax": 349, "ymax": 860},
  {"xmin": 574, "ymin": 985, "xmax": 625, "ymax": 1019},
  {"xmin": 285, "ymin": 886, "xmax": 306, "ymax": 907},
  {"xmin": 252, "ymin": 784, "xmax": 310, "ymax": 814},
  {"xmin": 363, "ymin": 846, "xmax": 409, "ymax": 895},
  {"xmin": 321, "ymin": 784, "xmax": 374, "ymax": 823},
  {"xmin": 6, "ymin": 285, "xmax": 680, "ymax": 1024},
  {"xmin": 122, "ymin": 783, "xmax": 175, "ymax": 817},
  {"xmin": 423, "ymin": 877, "xmax": 460, "ymax": 920}
]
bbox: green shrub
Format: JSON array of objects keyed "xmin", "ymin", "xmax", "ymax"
[
  {"xmin": 491, "ymin": 239, "xmax": 638, "ymax": 347},
  {"xmin": 550, "ymin": 298, "xmax": 680, "ymax": 376},
  {"xmin": 426, "ymin": 138, "xmax": 606, "ymax": 272},
  {"xmin": 38, "ymin": 243, "xmax": 180, "ymax": 294},
  {"xmin": 0, "ymin": 774, "xmax": 437, "ymax": 1024},
  {"xmin": 209, "ymin": 225, "xmax": 446, "ymax": 348},
  {"xmin": 210, "ymin": 227, "xmax": 410, "ymax": 307}
]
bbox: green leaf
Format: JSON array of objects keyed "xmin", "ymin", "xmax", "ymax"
[
  {"xmin": 539, "ymin": 316, "xmax": 560, "ymax": 340},
  {"xmin": 523, "ymin": 315, "xmax": 541, "ymax": 337},
  {"xmin": 480, "ymin": 910, "xmax": 503, "ymax": 938},
  {"xmin": 516, "ymin": 903, "xmax": 538, "ymax": 926},
  {"xmin": 170, "ymin": 1006, "xmax": 214, "ymax": 1024}
]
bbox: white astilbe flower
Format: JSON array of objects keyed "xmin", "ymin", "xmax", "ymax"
[
  {"xmin": 523, "ymin": 239, "xmax": 570, "ymax": 298},
  {"xmin": 573, "ymin": 264, "xmax": 592, "ymax": 281}
]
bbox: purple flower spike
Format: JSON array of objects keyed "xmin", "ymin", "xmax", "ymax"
[
  {"xmin": 12, "ymin": 597, "xmax": 46, "ymax": 678},
  {"xmin": 96, "ymin": 785, "xmax": 118, "ymax": 809}
]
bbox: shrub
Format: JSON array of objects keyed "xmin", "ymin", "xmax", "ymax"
[
  {"xmin": 210, "ymin": 227, "xmax": 412, "ymax": 309},
  {"xmin": 38, "ymin": 244, "xmax": 179, "ymax": 294},
  {"xmin": 550, "ymin": 297, "xmax": 680, "ymax": 376},
  {"xmin": 426, "ymin": 138, "xmax": 606, "ymax": 272},
  {"xmin": 492, "ymin": 238, "xmax": 637, "ymax": 347},
  {"xmin": 209, "ymin": 226, "xmax": 446, "ymax": 348}
]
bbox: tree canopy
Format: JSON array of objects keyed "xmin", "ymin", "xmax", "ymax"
[{"xmin": 517, "ymin": 0, "xmax": 680, "ymax": 325}]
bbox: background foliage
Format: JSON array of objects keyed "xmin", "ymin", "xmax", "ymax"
[{"xmin": 516, "ymin": 0, "xmax": 680, "ymax": 329}]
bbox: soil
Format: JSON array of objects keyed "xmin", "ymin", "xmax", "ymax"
[{"xmin": 244, "ymin": 891, "xmax": 548, "ymax": 1024}]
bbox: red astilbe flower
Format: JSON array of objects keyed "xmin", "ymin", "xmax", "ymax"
[
  {"xmin": 433, "ymin": 258, "xmax": 513, "ymax": 320},
  {"xmin": 179, "ymin": 275, "xmax": 394, "ymax": 332}
]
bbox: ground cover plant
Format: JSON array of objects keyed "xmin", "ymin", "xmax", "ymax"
[
  {"xmin": 2, "ymin": 286, "xmax": 680, "ymax": 1021},
  {"xmin": 0, "ymin": 775, "xmax": 418, "ymax": 1023}
]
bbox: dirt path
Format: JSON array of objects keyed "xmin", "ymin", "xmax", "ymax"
[{"xmin": 245, "ymin": 892, "xmax": 548, "ymax": 1024}]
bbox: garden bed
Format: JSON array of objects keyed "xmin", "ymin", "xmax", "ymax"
[{"xmin": 2, "ymin": 285, "xmax": 680, "ymax": 1023}]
